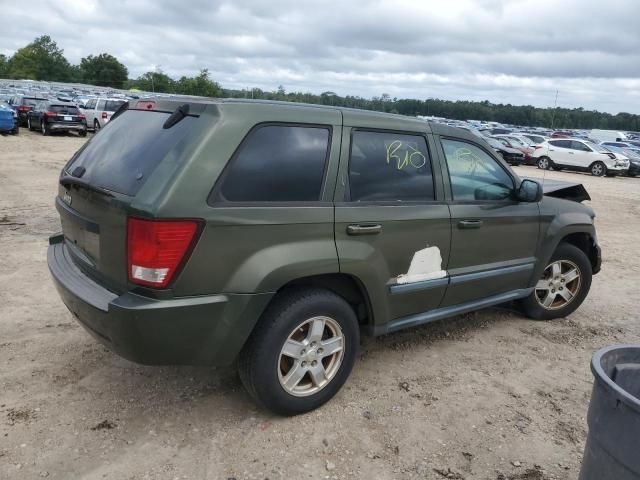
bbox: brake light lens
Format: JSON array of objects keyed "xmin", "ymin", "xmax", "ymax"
[
  {"xmin": 18, "ymin": 105, "xmax": 31, "ymax": 112},
  {"xmin": 135, "ymin": 100, "xmax": 156, "ymax": 110},
  {"xmin": 44, "ymin": 111, "xmax": 57, "ymax": 117},
  {"xmin": 102, "ymin": 112, "xmax": 108, "ymax": 119},
  {"xmin": 78, "ymin": 112, "xmax": 86, "ymax": 119},
  {"xmin": 127, "ymin": 217, "xmax": 202, "ymax": 288}
]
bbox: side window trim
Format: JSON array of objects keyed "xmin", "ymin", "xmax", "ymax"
[
  {"xmin": 208, "ymin": 122, "xmax": 334, "ymax": 205},
  {"xmin": 345, "ymin": 128, "xmax": 437, "ymax": 204},
  {"xmin": 439, "ymin": 136, "xmax": 516, "ymax": 204}
]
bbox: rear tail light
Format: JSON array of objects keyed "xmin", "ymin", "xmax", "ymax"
[
  {"xmin": 127, "ymin": 217, "xmax": 202, "ymax": 288},
  {"xmin": 17, "ymin": 105, "xmax": 31, "ymax": 112},
  {"xmin": 101, "ymin": 112, "xmax": 108, "ymax": 119},
  {"xmin": 78, "ymin": 112, "xmax": 86, "ymax": 119},
  {"xmin": 44, "ymin": 111, "xmax": 57, "ymax": 117}
]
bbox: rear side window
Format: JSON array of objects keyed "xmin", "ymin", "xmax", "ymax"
[
  {"xmin": 65, "ymin": 110, "xmax": 197, "ymax": 196},
  {"xmin": 348, "ymin": 130, "xmax": 434, "ymax": 202},
  {"xmin": 216, "ymin": 125, "xmax": 330, "ymax": 202},
  {"xmin": 549, "ymin": 140, "xmax": 572, "ymax": 149}
]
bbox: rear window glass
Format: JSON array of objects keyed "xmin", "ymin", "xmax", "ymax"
[
  {"xmin": 50, "ymin": 105, "xmax": 79, "ymax": 114},
  {"xmin": 66, "ymin": 110, "xmax": 196, "ymax": 196},
  {"xmin": 215, "ymin": 125, "xmax": 330, "ymax": 202},
  {"xmin": 104, "ymin": 100, "xmax": 125, "ymax": 112}
]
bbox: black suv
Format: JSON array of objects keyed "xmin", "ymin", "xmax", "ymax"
[
  {"xmin": 27, "ymin": 101, "xmax": 87, "ymax": 136},
  {"xmin": 8, "ymin": 95, "xmax": 44, "ymax": 126}
]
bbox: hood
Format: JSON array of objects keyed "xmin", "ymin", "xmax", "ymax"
[{"xmin": 523, "ymin": 177, "xmax": 591, "ymax": 203}]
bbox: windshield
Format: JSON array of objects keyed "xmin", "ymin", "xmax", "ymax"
[
  {"xmin": 50, "ymin": 105, "xmax": 80, "ymax": 114},
  {"xmin": 104, "ymin": 100, "xmax": 125, "ymax": 112},
  {"xmin": 585, "ymin": 141, "xmax": 608, "ymax": 153}
]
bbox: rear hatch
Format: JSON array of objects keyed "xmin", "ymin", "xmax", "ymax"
[
  {"xmin": 102, "ymin": 100, "xmax": 126, "ymax": 124},
  {"xmin": 47, "ymin": 104, "xmax": 84, "ymax": 124},
  {"xmin": 57, "ymin": 100, "xmax": 204, "ymax": 293}
]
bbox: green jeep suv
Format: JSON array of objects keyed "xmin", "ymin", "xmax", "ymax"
[{"xmin": 48, "ymin": 98, "xmax": 601, "ymax": 415}]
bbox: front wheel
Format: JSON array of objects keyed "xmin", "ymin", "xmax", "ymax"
[
  {"xmin": 537, "ymin": 156, "xmax": 551, "ymax": 170},
  {"xmin": 590, "ymin": 161, "xmax": 606, "ymax": 177},
  {"xmin": 238, "ymin": 288, "xmax": 359, "ymax": 415},
  {"xmin": 27, "ymin": 118, "xmax": 32, "ymax": 131},
  {"xmin": 520, "ymin": 243, "xmax": 592, "ymax": 320}
]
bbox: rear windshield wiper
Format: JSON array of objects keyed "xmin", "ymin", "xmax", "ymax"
[{"xmin": 60, "ymin": 175, "xmax": 114, "ymax": 198}]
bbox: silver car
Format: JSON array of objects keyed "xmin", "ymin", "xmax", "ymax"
[{"xmin": 81, "ymin": 98, "xmax": 126, "ymax": 131}]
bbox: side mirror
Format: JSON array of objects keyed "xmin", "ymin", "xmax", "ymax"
[{"xmin": 516, "ymin": 179, "xmax": 543, "ymax": 202}]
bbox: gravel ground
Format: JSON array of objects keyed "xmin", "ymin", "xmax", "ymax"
[{"xmin": 1, "ymin": 130, "xmax": 639, "ymax": 480}]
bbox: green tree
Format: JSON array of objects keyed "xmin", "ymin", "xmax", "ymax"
[
  {"xmin": 0, "ymin": 54, "xmax": 8, "ymax": 77},
  {"xmin": 79, "ymin": 53, "xmax": 128, "ymax": 88},
  {"xmin": 176, "ymin": 69, "xmax": 221, "ymax": 97},
  {"xmin": 7, "ymin": 35, "xmax": 72, "ymax": 81},
  {"xmin": 132, "ymin": 70, "xmax": 176, "ymax": 93}
]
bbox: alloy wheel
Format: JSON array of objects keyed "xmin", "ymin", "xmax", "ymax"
[
  {"xmin": 538, "ymin": 158, "xmax": 549, "ymax": 169},
  {"xmin": 277, "ymin": 316, "xmax": 345, "ymax": 397},
  {"xmin": 591, "ymin": 163, "xmax": 604, "ymax": 176},
  {"xmin": 534, "ymin": 260, "xmax": 582, "ymax": 310}
]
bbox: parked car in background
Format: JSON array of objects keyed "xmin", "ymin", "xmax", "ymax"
[
  {"xmin": 0, "ymin": 103, "xmax": 19, "ymax": 135},
  {"xmin": 485, "ymin": 137, "xmax": 525, "ymax": 165},
  {"xmin": 7, "ymin": 95, "xmax": 46, "ymax": 126},
  {"xmin": 602, "ymin": 145, "xmax": 640, "ymax": 177},
  {"xmin": 493, "ymin": 135, "xmax": 535, "ymax": 164},
  {"xmin": 551, "ymin": 131, "xmax": 571, "ymax": 138},
  {"xmin": 48, "ymin": 98, "xmax": 601, "ymax": 415},
  {"xmin": 27, "ymin": 101, "xmax": 87, "ymax": 136},
  {"xmin": 533, "ymin": 139, "xmax": 629, "ymax": 176},
  {"xmin": 590, "ymin": 130, "xmax": 629, "ymax": 143},
  {"xmin": 520, "ymin": 133, "xmax": 547, "ymax": 145},
  {"xmin": 81, "ymin": 98, "xmax": 126, "ymax": 131}
]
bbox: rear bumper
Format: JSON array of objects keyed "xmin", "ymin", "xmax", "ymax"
[
  {"xmin": 47, "ymin": 236, "xmax": 273, "ymax": 366},
  {"xmin": 48, "ymin": 122, "xmax": 86, "ymax": 131}
]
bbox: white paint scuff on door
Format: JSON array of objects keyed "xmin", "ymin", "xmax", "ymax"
[{"xmin": 396, "ymin": 246, "xmax": 447, "ymax": 284}]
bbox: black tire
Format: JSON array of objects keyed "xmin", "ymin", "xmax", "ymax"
[
  {"xmin": 238, "ymin": 288, "xmax": 359, "ymax": 416},
  {"xmin": 551, "ymin": 165, "xmax": 563, "ymax": 171},
  {"xmin": 11, "ymin": 125, "xmax": 19, "ymax": 135},
  {"xmin": 78, "ymin": 129, "xmax": 87, "ymax": 137},
  {"xmin": 520, "ymin": 243, "xmax": 593, "ymax": 321},
  {"xmin": 94, "ymin": 120, "xmax": 100, "ymax": 132},
  {"xmin": 41, "ymin": 121, "xmax": 49, "ymax": 136},
  {"xmin": 27, "ymin": 118, "xmax": 32, "ymax": 131},
  {"xmin": 590, "ymin": 161, "xmax": 606, "ymax": 177},
  {"xmin": 537, "ymin": 156, "xmax": 551, "ymax": 170}
]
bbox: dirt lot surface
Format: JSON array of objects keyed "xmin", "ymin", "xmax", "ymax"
[{"xmin": 1, "ymin": 130, "xmax": 639, "ymax": 480}]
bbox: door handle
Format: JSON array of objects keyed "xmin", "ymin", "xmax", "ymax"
[
  {"xmin": 458, "ymin": 220, "xmax": 483, "ymax": 229},
  {"xmin": 346, "ymin": 224, "xmax": 382, "ymax": 235}
]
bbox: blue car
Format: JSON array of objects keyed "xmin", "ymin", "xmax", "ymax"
[{"xmin": 0, "ymin": 103, "xmax": 19, "ymax": 135}]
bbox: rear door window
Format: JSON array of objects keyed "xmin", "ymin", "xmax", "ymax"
[
  {"xmin": 65, "ymin": 110, "xmax": 197, "ymax": 196},
  {"xmin": 214, "ymin": 124, "xmax": 331, "ymax": 202},
  {"xmin": 348, "ymin": 130, "xmax": 434, "ymax": 202},
  {"xmin": 549, "ymin": 140, "xmax": 572, "ymax": 149}
]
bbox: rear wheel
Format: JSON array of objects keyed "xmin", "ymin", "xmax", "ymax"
[
  {"xmin": 27, "ymin": 118, "xmax": 32, "ymax": 131},
  {"xmin": 41, "ymin": 120, "xmax": 49, "ymax": 136},
  {"xmin": 590, "ymin": 161, "xmax": 606, "ymax": 177},
  {"xmin": 94, "ymin": 120, "xmax": 100, "ymax": 132},
  {"xmin": 520, "ymin": 243, "xmax": 592, "ymax": 320},
  {"xmin": 537, "ymin": 156, "xmax": 551, "ymax": 170},
  {"xmin": 238, "ymin": 288, "xmax": 359, "ymax": 415}
]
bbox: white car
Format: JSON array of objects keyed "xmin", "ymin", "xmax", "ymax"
[
  {"xmin": 80, "ymin": 98, "xmax": 126, "ymax": 131},
  {"xmin": 532, "ymin": 138, "xmax": 629, "ymax": 176}
]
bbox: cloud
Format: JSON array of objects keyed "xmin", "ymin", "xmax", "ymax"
[{"xmin": 1, "ymin": 0, "xmax": 639, "ymax": 113}]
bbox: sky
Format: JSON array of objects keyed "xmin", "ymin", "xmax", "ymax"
[{"xmin": 1, "ymin": 0, "xmax": 639, "ymax": 114}]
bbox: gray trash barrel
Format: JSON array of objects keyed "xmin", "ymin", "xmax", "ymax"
[{"xmin": 579, "ymin": 345, "xmax": 640, "ymax": 479}]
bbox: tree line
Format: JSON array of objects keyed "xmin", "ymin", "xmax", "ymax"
[{"xmin": 1, "ymin": 36, "xmax": 638, "ymax": 131}]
